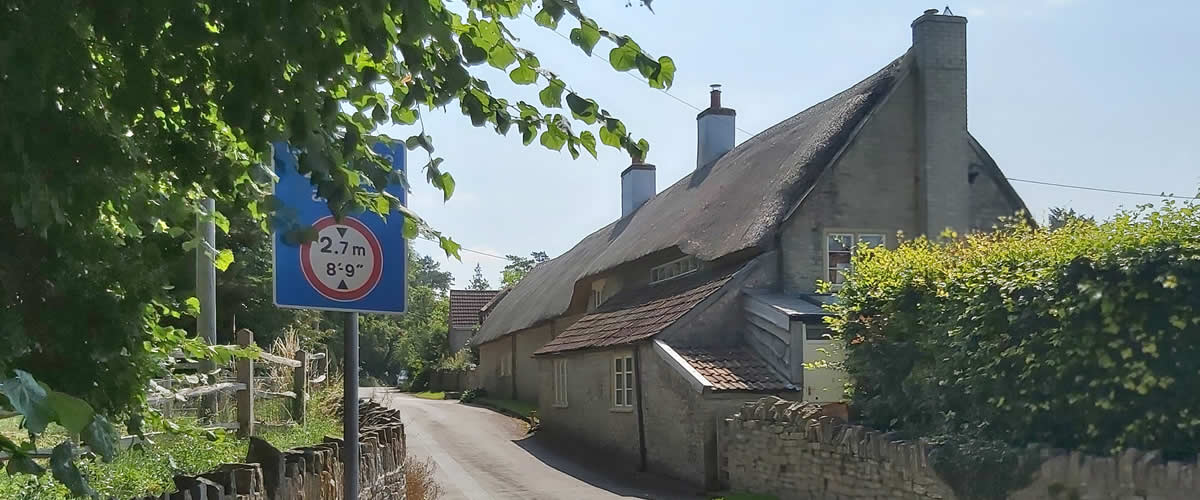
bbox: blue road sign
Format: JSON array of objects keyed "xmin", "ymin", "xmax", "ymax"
[{"xmin": 272, "ymin": 141, "xmax": 407, "ymax": 314}]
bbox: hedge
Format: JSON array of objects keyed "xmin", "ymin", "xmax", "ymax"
[{"xmin": 828, "ymin": 202, "xmax": 1200, "ymax": 459}]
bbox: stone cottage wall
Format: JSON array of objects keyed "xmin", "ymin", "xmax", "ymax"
[
  {"xmin": 125, "ymin": 400, "xmax": 406, "ymax": 500},
  {"xmin": 719, "ymin": 397, "xmax": 1200, "ymax": 500}
]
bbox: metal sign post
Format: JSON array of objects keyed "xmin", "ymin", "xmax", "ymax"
[
  {"xmin": 343, "ymin": 311, "xmax": 360, "ymax": 499},
  {"xmin": 270, "ymin": 142, "xmax": 406, "ymax": 500}
]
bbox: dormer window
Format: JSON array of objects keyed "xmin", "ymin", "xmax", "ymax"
[
  {"xmin": 589, "ymin": 279, "xmax": 607, "ymax": 311},
  {"xmin": 650, "ymin": 255, "xmax": 699, "ymax": 284}
]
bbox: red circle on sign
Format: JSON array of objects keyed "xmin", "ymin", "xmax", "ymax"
[{"xmin": 300, "ymin": 216, "xmax": 384, "ymax": 301}]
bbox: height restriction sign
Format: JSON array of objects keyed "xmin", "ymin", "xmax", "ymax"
[{"xmin": 271, "ymin": 141, "xmax": 407, "ymax": 314}]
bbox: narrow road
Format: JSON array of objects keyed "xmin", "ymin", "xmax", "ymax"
[{"xmin": 365, "ymin": 389, "xmax": 703, "ymax": 500}]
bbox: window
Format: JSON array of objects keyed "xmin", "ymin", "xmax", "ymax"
[
  {"xmin": 499, "ymin": 352, "xmax": 512, "ymax": 376},
  {"xmin": 589, "ymin": 279, "xmax": 607, "ymax": 311},
  {"xmin": 650, "ymin": 255, "xmax": 699, "ymax": 283},
  {"xmin": 826, "ymin": 232, "xmax": 885, "ymax": 285},
  {"xmin": 806, "ymin": 324, "xmax": 831, "ymax": 341},
  {"xmin": 553, "ymin": 359, "xmax": 568, "ymax": 407},
  {"xmin": 613, "ymin": 354, "xmax": 635, "ymax": 408}
]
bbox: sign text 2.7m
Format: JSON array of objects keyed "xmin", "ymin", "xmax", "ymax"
[{"xmin": 271, "ymin": 142, "xmax": 407, "ymax": 314}]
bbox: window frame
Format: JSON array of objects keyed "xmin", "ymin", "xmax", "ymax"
[
  {"xmin": 552, "ymin": 358, "xmax": 568, "ymax": 407},
  {"xmin": 650, "ymin": 255, "xmax": 699, "ymax": 284},
  {"xmin": 611, "ymin": 354, "xmax": 635, "ymax": 410},
  {"xmin": 499, "ymin": 351, "xmax": 512, "ymax": 377},
  {"xmin": 825, "ymin": 231, "xmax": 886, "ymax": 287}
]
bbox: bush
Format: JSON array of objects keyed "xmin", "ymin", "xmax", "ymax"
[
  {"xmin": 830, "ymin": 201, "xmax": 1200, "ymax": 459},
  {"xmin": 459, "ymin": 388, "xmax": 486, "ymax": 403}
]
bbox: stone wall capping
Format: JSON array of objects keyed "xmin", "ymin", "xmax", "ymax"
[{"xmin": 719, "ymin": 396, "xmax": 1197, "ymax": 499}]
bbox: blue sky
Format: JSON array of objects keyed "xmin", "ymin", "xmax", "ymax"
[{"xmin": 383, "ymin": 0, "xmax": 1200, "ymax": 288}]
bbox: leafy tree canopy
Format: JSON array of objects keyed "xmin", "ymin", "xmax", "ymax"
[
  {"xmin": 0, "ymin": 0, "xmax": 671, "ymax": 494},
  {"xmin": 500, "ymin": 251, "xmax": 548, "ymax": 286},
  {"xmin": 468, "ymin": 263, "xmax": 492, "ymax": 290},
  {"xmin": 1047, "ymin": 206, "xmax": 1096, "ymax": 230}
]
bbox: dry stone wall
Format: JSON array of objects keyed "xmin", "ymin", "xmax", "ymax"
[
  {"xmin": 124, "ymin": 400, "xmax": 405, "ymax": 500},
  {"xmin": 719, "ymin": 397, "xmax": 1200, "ymax": 500}
]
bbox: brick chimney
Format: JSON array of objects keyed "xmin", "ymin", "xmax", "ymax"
[
  {"xmin": 913, "ymin": 8, "xmax": 970, "ymax": 237},
  {"xmin": 621, "ymin": 156, "xmax": 655, "ymax": 217},
  {"xmin": 696, "ymin": 84, "xmax": 736, "ymax": 169}
]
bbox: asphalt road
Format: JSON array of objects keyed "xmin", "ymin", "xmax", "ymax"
[{"xmin": 365, "ymin": 389, "xmax": 703, "ymax": 500}]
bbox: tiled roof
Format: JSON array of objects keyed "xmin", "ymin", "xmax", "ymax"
[
  {"xmin": 448, "ymin": 289, "xmax": 499, "ymax": 330},
  {"xmin": 533, "ymin": 274, "xmax": 733, "ymax": 355},
  {"xmin": 674, "ymin": 345, "xmax": 795, "ymax": 392}
]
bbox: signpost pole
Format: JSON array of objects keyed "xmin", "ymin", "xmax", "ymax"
[
  {"xmin": 343, "ymin": 311, "xmax": 360, "ymax": 500},
  {"xmin": 197, "ymin": 198, "xmax": 218, "ymax": 418}
]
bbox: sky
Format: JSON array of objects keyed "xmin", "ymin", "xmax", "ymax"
[{"xmin": 381, "ymin": 0, "xmax": 1200, "ymax": 288}]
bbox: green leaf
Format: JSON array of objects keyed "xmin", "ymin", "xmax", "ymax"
[
  {"xmin": 214, "ymin": 249, "xmax": 235, "ymax": 271},
  {"xmin": 599, "ymin": 119, "xmax": 626, "ymax": 148},
  {"xmin": 579, "ymin": 131, "xmax": 598, "ymax": 158},
  {"xmin": 6, "ymin": 454, "xmax": 44, "ymax": 476},
  {"xmin": 487, "ymin": 44, "xmax": 517, "ymax": 70},
  {"xmin": 402, "ymin": 217, "xmax": 419, "ymax": 240},
  {"xmin": 46, "ymin": 390, "xmax": 94, "ymax": 435},
  {"xmin": 652, "ymin": 56, "xmax": 676, "ymax": 89},
  {"xmin": 565, "ymin": 93, "xmax": 598, "ymax": 124},
  {"xmin": 212, "ymin": 210, "xmax": 230, "ymax": 234},
  {"xmin": 538, "ymin": 80, "xmax": 565, "ymax": 108},
  {"xmin": 50, "ymin": 442, "xmax": 94, "ymax": 498},
  {"xmin": 439, "ymin": 236, "xmax": 462, "ymax": 260},
  {"xmin": 509, "ymin": 65, "xmax": 537, "ymax": 85},
  {"xmin": 184, "ymin": 296, "xmax": 201, "ymax": 317},
  {"xmin": 82, "ymin": 414, "xmax": 118, "ymax": 462},
  {"xmin": 533, "ymin": 4, "xmax": 564, "ymax": 29},
  {"xmin": 439, "ymin": 172, "xmax": 456, "ymax": 202},
  {"xmin": 568, "ymin": 19, "xmax": 601, "ymax": 56},
  {"xmin": 0, "ymin": 370, "xmax": 52, "ymax": 434},
  {"xmin": 609, "ymin": 45, "xmax": 639, "ymax": 71},
  {"xmin": 540, "ymin": 127, "xmax": 566, "ymax": 151}
]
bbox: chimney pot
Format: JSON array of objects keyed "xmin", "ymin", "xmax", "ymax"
[
  {"xmin": 709, "ymin": 84, "xmax": 722, "ymax": 109},
  {"xmin": 923, "ymin": 8, "xmax": 939, "ymax": 15}
]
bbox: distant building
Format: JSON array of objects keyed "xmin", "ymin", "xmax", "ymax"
[
  {"xmin": 447, "ymin": 289, "xmax": 499, "ymax": 352},
  {"xmin": 473, "ymin": 10, "xmax": 1027, "ymax": 488}
]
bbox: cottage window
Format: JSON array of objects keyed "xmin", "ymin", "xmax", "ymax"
[
  {"xmin": 650, "ymin": 255, "xmax": 699, "ymax": 284},
  {"xmin": 499, "ymin": 352, "xmax": 512, "ymax": 376},
  {"xmin": 553, "ymin": 359, "xmax": 568, "ymax": 407},
  {"xmin": 826, "ymin": 232, "xmax": 885, "ymax": 285},
  {"xmin": 613, "ymin": 355, "xmax": 635, "ymax": 408}
]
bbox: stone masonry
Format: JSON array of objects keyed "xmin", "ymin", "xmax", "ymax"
[
  {"xmin": 720, "ymin": 397, "xmax": 1200, "ymax": 500},
  {"xmin": 123, "ymin": 400, "xmax": 406, "ymax": 500}
]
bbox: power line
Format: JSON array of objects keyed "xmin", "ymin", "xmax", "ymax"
[
  {"xmin": 1006, "ymin": 178, "xmax": 1199, "ymax": 200},
  {"xmin": 418, "ymin": 236, "xmax": 514, "ymax": 261}
]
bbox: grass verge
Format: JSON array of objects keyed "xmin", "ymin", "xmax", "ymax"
[
  {"xmin": 413, "ymin": 391, "xmax": 445, "ymax": 400},
  {"xmin": 476, "ymin": 398, "xmax": 536, "ymax": 419}
]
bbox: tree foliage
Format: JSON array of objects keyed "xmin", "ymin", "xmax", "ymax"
[
  {"xmin": 1047, "ymin": 206, "xmax": 1095, "ymax": 230},
  {"xmin": 500, "ymin": 251, "xmax": 548, "ymax": 286},
  {"xmin": 1, "ymin": 0, "xmax": 671, "ymax": 494},
  {"xmin": 828, "ymin": 201, "xmax": 1200, "ymax": 460},
  {"xmin": 468, "ymin": 264, "xmax": 492, "ymax": 290}
]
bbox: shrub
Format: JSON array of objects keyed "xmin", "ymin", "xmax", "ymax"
[
  {"xmin": 459, "ymin": 388, "xmax": 485, "ymax": 403},
  {"xmin": 829, "ymin": 201, "xmax": 1200, "ymax": 459}
]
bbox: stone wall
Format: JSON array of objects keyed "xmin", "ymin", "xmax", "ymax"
[
  {"xmin": 720, "ymin": 397, "xmax": 1200, "ymax": 500},
  {"xmin": 429, "ymin": 368, "xmax": 478, "ymax": 392},
  {"xmin": 126, "ymin": 400, "xmax": 406, "ymax": 500}
]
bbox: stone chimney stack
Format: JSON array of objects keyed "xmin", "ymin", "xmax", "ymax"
[
  {"xmin": 912, "ymin": 8, "xmax": 970, "ymax": 237},
  {"xmin": 621, "ymin": 156, "xmax": 655, "ymax": 217},
  {"xmin": 696, "ymin": 84, "xmax": 736, "ymax": 169}
]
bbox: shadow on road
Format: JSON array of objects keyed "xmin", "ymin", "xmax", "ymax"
[{"xmin": 511, "ymin": 431, "xmax": 704, "ymax": 500}]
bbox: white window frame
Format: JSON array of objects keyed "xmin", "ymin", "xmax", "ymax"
[
  {"xmin": 825, "ymin": 231, "xmax": 885, "ymax": 287},
  {"xmin": 650, "ymin": 255, "xmax": 699, "ymax": 284},
  {"xmin": 552, "ymin": 359, "xmax": 568, "ymax": 407},
  {"xmin": 612, "ymin": 354, "xmax": 635, "ymax": 410}
]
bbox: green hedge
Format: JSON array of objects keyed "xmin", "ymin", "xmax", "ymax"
[{"xmin": 829, "ymin": 202, "xmax": 1200, "ymax": 459}]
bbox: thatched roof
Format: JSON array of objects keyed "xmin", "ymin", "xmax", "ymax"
[{"xmin": 474, "ymin": 53, "xmax": 912, "ymax": 346}]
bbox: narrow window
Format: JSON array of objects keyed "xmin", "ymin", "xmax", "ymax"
[
  {"xmin": 827, "ymin": 232, "xmax": 886, "ymax": 286},
  {"xmin": 553, "ymin": 359, "xmax": 568, "ymax": 407},
  {"xmin": 613, "ymin": 354, "xmax": 634, "ymax": 408}
]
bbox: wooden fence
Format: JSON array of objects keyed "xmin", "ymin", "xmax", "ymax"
[{"xmin": 146, "ymin": 329, "xmax": 329, "ymax": 439}]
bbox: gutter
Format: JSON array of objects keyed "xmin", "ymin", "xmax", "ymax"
[{"xmin": 634, "ymin": 346, "xmax": 648, "ymax": 472}]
